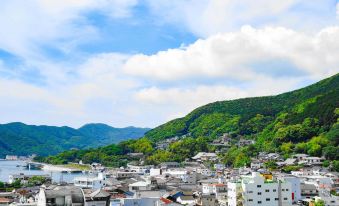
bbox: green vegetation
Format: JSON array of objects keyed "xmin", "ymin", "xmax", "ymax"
[
  {"xmin": 27, "ymin": 176, "xmax": 49, "ymax": 186},
  {"xmin": 314, "ymin": 200, "xmax": 325, "ymax": 206},
  {"xmin": 36, "ymin": 74, "xmax": 339, "ymax": 169},
  {"xmin": 0, "ymin": 179, "xmax": 22, "ymax": 191},
  {"xmin": 282, "ymin": 165, "xmax": 303, "ymax": 173},
  {"xmin": 63, "ymin": 163, "xmax": 91, "ymax": 171},
  {"xmin": 0, "ymin": 122, "xmax": 150, "ymax": 157}
]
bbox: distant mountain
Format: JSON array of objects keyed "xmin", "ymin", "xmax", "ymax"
[
  {"xmin": 0, "ymin": 122, "xmax": 150, "ymax": 157},
  {"xmin": 78, "ymin": 123, "xmax": 150, "ymax": 146},
  {"xmin": 37, "ymin": 74, "xmax": 339, "ymax": 168}
]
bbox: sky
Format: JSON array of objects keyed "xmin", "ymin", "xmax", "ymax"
[{"xmin": 0, "ymin": 0, "xmax": 338, "ymax": 128}]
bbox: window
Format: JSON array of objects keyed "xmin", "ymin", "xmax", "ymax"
[
  {"xmin": 284, "ymin": 198, "xmax": 287, "ymax": 200},
  {"xmin": 248, "ymin": 191, "xmax": 253, "ymax": 193},
  {"xmin": 248, "ymin": 199, "xmax": 253, "ymax": 202},
  {"xmin": 265, "ymin": 189, "xmax": 269, "ymax": 192},
  {"xmin": 282, "ymin": 189, "xmax": 285, "ymax": 191},
  {"xmin": 258, "ymin": 192, "xmax": 262, "ymax": 195},
  {"xmin": 273, "ymin": 189, "xmax": 276, "ymax": 192},
  {"xmin": 257, "ymin": 185, "xmax": 262, "ymax": 188},
  {"xmin": 266, "ymin": 198, "xmax": 270, "ymax": 201},
  {"xmin": 286, "ymin": 189, "xmax": 289, "ymax": 191},
  {"xmin": 275, "ymin": 198, "xmax": 279, "ymax": 201},
  {"xmin": 258, "ymin": 201, "xmax": 262, "ymax": 204}
]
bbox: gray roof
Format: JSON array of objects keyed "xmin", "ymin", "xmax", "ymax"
[
  {"xmin": 89, "ymin": 189, "xmax": 110, "ymax": 198},
  {"xmin": 301, "ymin": 183, "xmax": 317, "ymax": 190},
  {"xmin": 44, "ymin": 186, "xmax": 84, "ymax": 203},
  {"xmin": 180, "ymin": 196, "xmax": 195, "ymax": 201}
]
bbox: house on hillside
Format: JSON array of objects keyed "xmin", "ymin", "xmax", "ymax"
[{"xmin": 192, "ymin": 152, "xmax": 218, "ymax": 162}]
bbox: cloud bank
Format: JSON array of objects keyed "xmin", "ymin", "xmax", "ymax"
[{"xmin": 0, "ymin": 0, "xmax": 338, "ymax": 127}]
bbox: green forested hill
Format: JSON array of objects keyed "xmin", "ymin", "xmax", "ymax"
[
  {"xmin": 78, "ymin": 123, "xmax": 151, "ymax": 146},
  {"xmin": 36, "ymin": 74, "xmax": 339, "ymax": 170},
  {"xmin": 0, "ymin": 122, "xmax": 150, "ymax": 157},
  {"xmin": 145, "ymin": 73, "xmax": 339, "ymax": 142}
]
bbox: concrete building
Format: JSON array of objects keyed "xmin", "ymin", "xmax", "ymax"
[
  {"xmin": 37, "ymin": 186, "xmax": 85, "ymax": 206},
  {"xmin": 228, "ymin": 172, "xmax": 292, "ymax": 206},
  {"xmin": 74, "ymin": 176, "xmax": 105, "ymax": 190},
  {"xmin": 282, "ymin": 175, "xmax": 301, "ymax": 203}
]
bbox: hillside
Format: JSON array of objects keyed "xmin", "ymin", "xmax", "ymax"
[
  {"xmin": 38, "ymin": 73, "xmax": 339, "ymax": 168},
  {"xmin": 145, "ymin": 73, "xmax": 339, "ymax": 142},
  {"xmin": 0, "ymin": 122, "xmax": 150, "ymax": 157}
]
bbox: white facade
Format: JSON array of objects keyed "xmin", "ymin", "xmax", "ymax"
[
  {"xmin": 126, "ymin": 164, "xmax": 153, "ymax": 173},
  {"xmin": 121, "ymin": 197, "xmax": 159, "ymax": 206},
  {"xmin": 202, "ymin": 183, "xmax": 227, "ymax": 199},
  {"xmin": 74, "ymin": 176, "xmax": 104, "ymax": 189},
  {"xmin": 283, "ymin": 176, "xmax": 301, "ymax": 202},
  {"xmin": 228, "ymin": 172, "xmax": 292, "ymax": 206},
  {"xmin": 129, "ymin": 181, "xmax": 152, "ymax": 192},
  {"xmin": 150, "ymin": 168, "xmax": 162, "ymax": 176}
]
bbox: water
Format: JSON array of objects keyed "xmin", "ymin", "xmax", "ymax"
[{"xmin": 0, "ymin": 160, "xmax": 84, "ymax": 183}]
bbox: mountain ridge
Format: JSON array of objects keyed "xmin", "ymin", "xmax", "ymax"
[
  {"xmin": 0, "ymin": 122, "xmax": 151, "ymax": 157},
  {"xmin": 145, "ymin": 73, "xmax": 339, "ymax": 142},
  {"xmin": 36, "ymin": 73, "xmax": 339, "ymax": 168}
]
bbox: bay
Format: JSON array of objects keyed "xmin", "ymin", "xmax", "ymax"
[{"xmin": 0, "ymin": 160, "xmax": 84, "ymax": 183}]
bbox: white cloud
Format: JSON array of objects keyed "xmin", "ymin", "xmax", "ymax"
[
  {"xmin": 0, "ymin": 1, "xmax": 338, "ymax": 128},
  {"xmin": 0, "ymin": 52, "xmax": 141, "ymax": 127},
  {"xmin": 0, "ymin": 0, "xmax": 138, "ymax": 58},
  {"xmin": 133, "ymin": 76, "xmax": 303, "ymax": 121},
  {"xmin": 147, "ymin": 0, "xmax": 338, "ymax": 37},
  {"xmin": 124, "ymin": 26, "xmax": 339, "ymax": 81}
]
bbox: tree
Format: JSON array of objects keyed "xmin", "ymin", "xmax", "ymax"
[
  {"xmin": 314, "ymin": 200, "xmax": 325, "ymax": 206},
  {"xmin": 234, "ymin": 152, "xmax": 250, "ymax": 168},
  {"xmin": 264, "ymin": 161, "xmax": 278, "ymax": 170},
  {"xmin": 332, "ymin": 160, "xmax": 339, "ymax": 172},
  {"xmin": 28, "ymin": 176, "xmax": 48, "ymax": 186},
  {"xmin": 146, "ymin": 150, "xmax": 175, "ymax": 165},
  {"xmin": 11, "ymin": 179, "xmax": 21, "ymax": 188},
  {"xmin": 130, "ymin": 138, "xmax": 153, "ymax": 154},
  {"xmin": 322, "ymin": 160, "xmax": 330, "ymax": 168},
  {"xmin": 322, "ymin": 146, "xmax": 338, "ymax": 160},
  {"xmin": 280, "ymin": 142, "xmax": 293, "ymax": 155}
]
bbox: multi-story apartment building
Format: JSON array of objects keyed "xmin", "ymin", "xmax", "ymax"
[{"xmin": 228, "ymin": 172, "xmax": 292, "ymax": 206}]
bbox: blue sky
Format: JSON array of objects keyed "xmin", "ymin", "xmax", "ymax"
[{"xmin": 0, "ymin": 0, "xmax": 338, "ymax": 128}]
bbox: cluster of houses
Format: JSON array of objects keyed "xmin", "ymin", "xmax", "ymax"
[{"xmin": 1, "ymin": 150, "xmax": 338, "ymax": 206}]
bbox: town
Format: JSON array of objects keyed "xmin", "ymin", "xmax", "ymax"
[{"xmin": 0, "ymin": 136, "xmax": 338, "ymax": 206}]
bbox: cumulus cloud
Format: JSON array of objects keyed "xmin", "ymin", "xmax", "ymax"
[
  {"xmin": 0, "ymin": 0, "xmax": 138, "ymax": 58},
  {"xmin": 124, "ymin": 26, "xmax": 339, "ymax": 81},
  {"xmin": 147, "ymin": 0, "xmax": 338, "ymax": 37},
  {"xmin": 0, "ymin": 1, "xmax": 338, "ymax": 128},
  {"xmin": 0, "ymin": 53, "xmax": 140, "ymax": 127}
]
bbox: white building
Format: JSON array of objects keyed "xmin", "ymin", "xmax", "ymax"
[
  {"xmin": 129, "ymin": 181, "xmax": 152, "ymax": 192},
  {"xmin": 301, "ymin": 157, "xmax": 323, "ymax": 165},
  {"xmin": 228, "ymin": 172, "xmax": 292, "ymax": 206},
  {"xmin": 37, "ymin": 186, "xmax": 85, "ymax": 206},
  {"xmin": 250, "ymin": 161, "xmax": 264, "ymax": 170},
  {"xmin": 126, "ymin": 164, "xmax": 153, "ymax": 173},
  {"xmin": 121, "ymin": 197, "xmax": 159, "ymax": 206},
  {"xmin": 202, "ymin": 183, "xmax": 227, "ymax": 200},
  {"xmin": 282, "ymin": 176, "xmax": 301, "ymax": 203},
  {"xmin": 192, "ymin": 152, "xmax": 218, "ymax": 162},
  {"xmin": 74, "ymin": 173, "xmax": 105, "ymax": 189}
]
